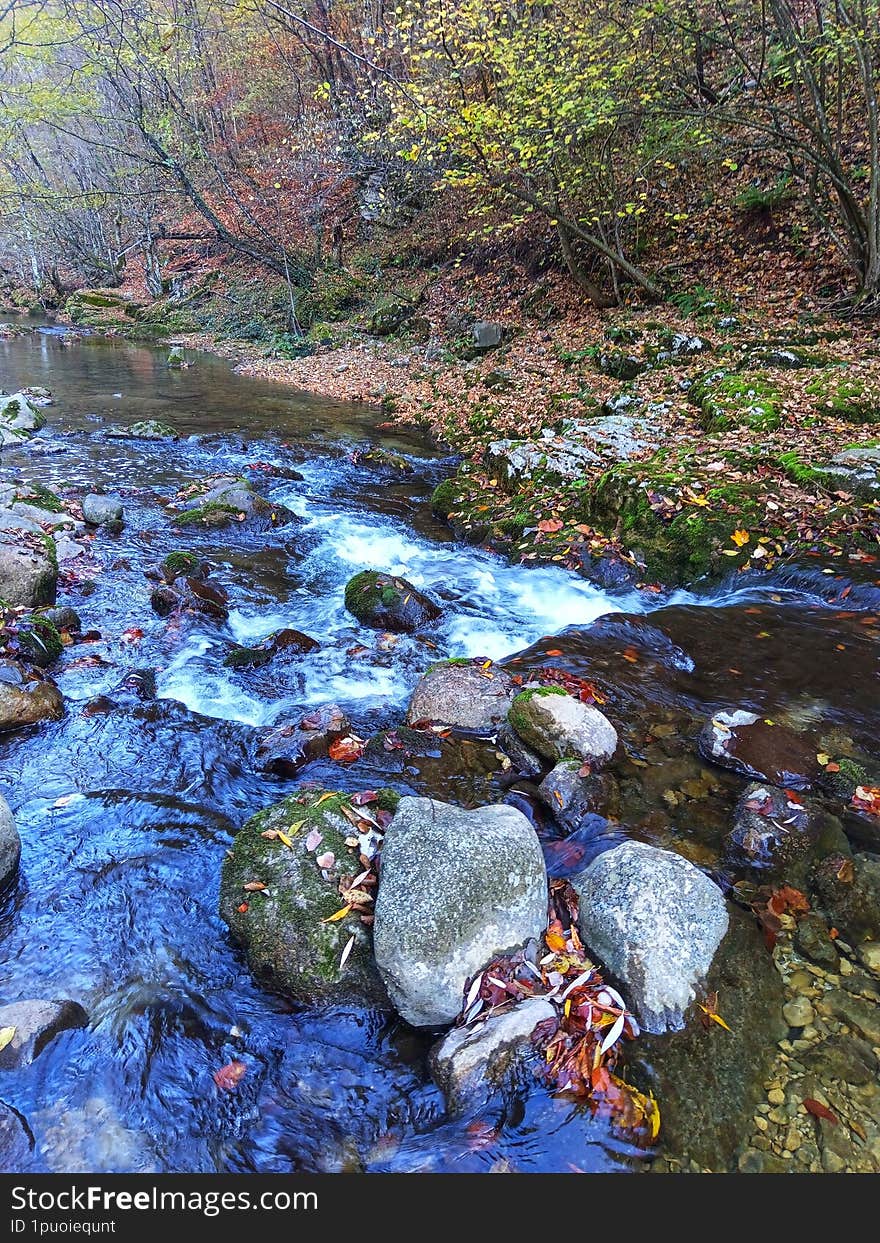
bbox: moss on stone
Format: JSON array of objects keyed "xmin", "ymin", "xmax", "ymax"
[
  {"xmin": 804, "ymin": 373, "xmax": 880, "ymax": 424},
  {"xmin": 14, "ymin": 483, "xmax": 64, "ymax": 513},
  {"xmin": 508, "ymin": 685, "xmax": 567, "ymax": 735},
  {"xmin": 162, "ymin": 550, "xmax": 200, "ymax": 578},
  {"xmin": 172, "ymin": 501, "xmax": 241, "ymax": 528},
  {"xmin": 690, "ymin": 371, "xmax": 782, "ymax": 433},
  {"xmin": 431, "ymin": 477, "xmax": 460, "ymax": 520}
]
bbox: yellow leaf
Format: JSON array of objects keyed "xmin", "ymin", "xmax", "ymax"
[
  {"xmin": 277, "ymin": 831, "xmax": 294, "ymax": 849},
  {"xmin": 731, "ymin": 528, "xmax": 750, "ymax": 547},
  {"xmin": 650, "ymin": 1094, "xmax": 661, "ymax": 1140},
  {"xmin": 0, "ymin": 1027, "xmax": 16, "ymax": 1052},
  {"xmin": 315, "ymin": 792, "xmax": 338, "ymax": 806},
  {"xmin": 816, "ymin": 753, "xmax": 830, "ymax": 766},
  {"xmin": 708, "ymin": 1011, "xmax": 732, "ymax": 1032},
  {"xmin": 321, "ymin": 904, "xmax": 352, "ymax": 923}
]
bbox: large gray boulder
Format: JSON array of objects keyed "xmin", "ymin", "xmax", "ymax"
[
  {"xmin": 430, "ymin": 997, "xmax": 556, "ymax": 1113},
  {"xmin": 0, "ymin": 795, "xmax": 20, "ymax": 889},
  {"xmin": 0, "ymin": 999, "xmax": 88, "ymax": 1069},
  {"xmin": 0, "ymin": 531, "xmax": 57, "ymax": 607},
  {"xmin": 0, "ymin": 393, "xmax": 45, "ymax": 446},
  {"xmin": 82, "ymin": 494, "xmax": 123, "ymax": 526},
  {"xmin": 406, "ymin": 660, "xmax": 516, "ymax": 732},
  {"xmin": 508, "ymin": 687, "xmax": 618, "ymax": 765},
  {"xmin": 172, "ymin": 476, "xmax": 297, "ymax": 532},
  {"xmin": 572, "ymin": 840, "xmax": 729, "ymax": 1033},
  {"xmin": 373, "ymin": 797, "xmax": 547, "ymax": 1027},
  {"xmin": 0, "ymin": 664, "xmax": 64, "ymax": 733}
]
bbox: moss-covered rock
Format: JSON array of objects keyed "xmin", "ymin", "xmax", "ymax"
[
  {"xmin": 105, "ymin": 420, "xmax": 178, "ymax": 440},
  {"xmin": 430, "ymin": 477, "xmax": 461, "ymax": 520},
  {"xmin": 508, "ymin": 686, "xmax": 617, "ymax": 764},
  {"xmin": 805, "ymin": 373, "xmax": 880, "ymax": 424},
  {"xmin": 11, "ymin": 615, "xmax": 62, "ymax": 667},
  {"xmin": 368, "ymin": 297, "xmax": 412, "ymax": 336},
  {"xmin": 223, "ymin": 628, "xmax": 319, "ymax": 669},
  {"xmin": 344, "ymin": 570, "xmax": 441, "ymax": 633},
  {"xmin": 171, "ymin": 478, "xmax": 297, "ymax": 532},
  {"xmin": 689, "ymin": 371, "xmax": 782, "ymax": 432},
  {"xmin": 162, "ymin": 550, "xmax": 201, "ymax": 581},
  {"xmin": 219, "ymin": 789, "xmax": 391, "ymax": 1006}
]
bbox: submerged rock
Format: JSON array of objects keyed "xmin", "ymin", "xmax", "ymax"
[
  {"xmin": 0, "ymin": 1103, "xmax": 32, "ymax": 1168},
  {"xmin": 0, "ymin": 794, "xmax": 20, "ymax": 889},
  {"xmin": 82, "ymin": 494, "xmax": 123, "ymax": 527},
  {"xmin": 0, "ymin": 531, "xmax": 57, "ymax": 608},
  {"xmin": 344, "ymin": 570, "xmax": 441, "ymax": 633},
  {"xmin": 0, "ymin": 663, "xmax": 64, "ymax": 732},
  {"xmin": 508, "ymin": 687, "xmax": 618, "ymax": 765},
  {"xmin": 429, "ymin": 997, "xmax": 556, "ymax": 1114},
  {"xmin": 406, "ymin": 660, "xmax": 515, "ymax": 732},
  {"xmin": 0, "ymin": 999, "xmax": 88, "ymax": 1069},
  {"xmin": 373, "ymin": 796, "xmax": 547, "ymax": 1027},
  {"xmin": 809, "ymin": 852, "xmax": 880, "ymax": 945},
  {"xmin": 253, "ymin": 703, "xmax": 349, "ymax": 777},
  {"xmin": 219, "ymin": 790, "xmax": 391, "ymax": 1006},
  {"xmin": 623, "ymin": 904, "xmax": 786, "ymax": 1171},
  {"xmin": 537, "ymin": 759, "xmax": 620, "ymax": 831},
  {"xmin": 572, "ymin": 840, "xmax": 729, "ymax": 1033},
  {"xmin": 224, "ymin": 628, "xmax": 318, "ymax": 670},
  {"xmin": 699, "ymin": 710, "xmax": 818, "ymax": 789},
  {"xmin": 149, "ymin": 574, "xmax": 229, "ymax": 621}
]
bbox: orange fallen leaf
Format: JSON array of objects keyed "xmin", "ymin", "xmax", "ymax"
[{"xmin": 213, "ymin": 1060, "xmax": 247, "ymax": 1092}]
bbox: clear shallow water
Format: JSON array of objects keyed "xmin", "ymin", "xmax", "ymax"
[{"xmin": 0, "ymin": 326, "xmax": 877, "ymax": 1173}]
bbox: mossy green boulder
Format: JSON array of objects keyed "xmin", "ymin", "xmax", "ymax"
[
  {"xmin": 172, "ymin": 477, "xmax": 297, "ymax": 532},
  {"xmin": 344, "ymin": 570, "xmax": 441, "ymax": 633},
  {"xmin": 219, "ymin": 789, "xmax": 392, "ymax": 1006}
]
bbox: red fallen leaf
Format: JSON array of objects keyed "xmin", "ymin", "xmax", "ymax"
[
  {"xmin": 744, "ymin": 793, "xmax": 774, "ymax": 815},
  {"xmin": 213, "ymin": 1060, "xmax": 247, "ymax": 1092},
  {"xmin": 236, "ymin": 902, "xmax": 249, "ymax": 913},
  {"xmin": 804, "ymin": 1098, "xmax": 838, "ymax": 1125},
  {"xmin": 465, "ymin": 1120, "xmax": 499, "ymax": 1149},
  {"xmin": 829, "ymin": 927, "xmax": 839, "ymax": 939},
  {"xmin": 329, "ymin": 735, "xmax": 365, "ymax": 763},
  {"xmin": 120, "ymin": 627, "xmax": 144, "ymax": 644},
  {"xmin": 768, "ymin": 886, "xmax": 810, "ymax": 917},
  {"xmin": 622, "ymin": 648, "xmax": 639, "ymax": 664},
  {"xmin": 825, "ymin": 761, "xmax": 841, "ymax": 773},
  {"xmin": 544, "ymin": 649, "xmax": 563, "ymax": 657},
  {"xmin": 351, "ymin": 790, "xmax": 378, "ymax": 806},
  {"xmin": 538, "ymin": 519, "xmax": 564, "ymax": 533},
  {"xmin": 382, "ymin": 732, "xmax": 405, "ymax": 752}
]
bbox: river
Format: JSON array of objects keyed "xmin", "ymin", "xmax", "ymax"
[{"xmin": 1, "ymin": 324, "xmax": 877, "ymax": 1172}]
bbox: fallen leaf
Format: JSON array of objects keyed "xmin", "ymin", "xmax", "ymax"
[
  {"xmin": 731, "ymin": 528, "xmax": 750, "ymax": 547},
  {"xmin": 339, "ymin": 935, "xmax": 355, "ymax": 970},
  {"xmin": 305, "ymin": 828, "xmax": 323, "ymax": 851},
  {"xmin": 321, "ymin": 904, "xmax": 352, "ymax": 923},
  {"xmin": 213, "ymin": 1060, "xmax": 247, "ymax": 1092},
  {"xmin": 316, "ymin": 851, "xmax": 335, "ymax": 869},
  {"xmin": 329, "ymin": 735, "xmax": 365, "ymax": 763},
  {"xmin": 0, "ymin": 1027, "xmax": 16, "ymax": 1053},
  {"xmin": 243, "ymin": 880, "xmax": 267, "ymax": 891},
  {"xmin": 803, "ymin": 1098, "xmax": 838, "ymax": 1125}
]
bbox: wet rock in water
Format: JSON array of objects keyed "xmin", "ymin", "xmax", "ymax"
[
  {"xmin": 219, "ymin": 789, "xmax": 392, "ymax": 1006},
  {"xmin": 624, "ymin": 904, "xmax": 786, "ymax": 1171},
  {"xmin": 0, "ymin": 392, "xmax": 45, "ymax": 445},
  {"xmin": 38, "ymin": 605, "xmax": 81, "ymax": 634},
  {"xmin": 803, "ymin": 1034, "xmax": 878, "ymax": 1086},
  {"xmin": 150, "ymin": 574, "xmax": 228, "ymax": 622},
  {"xmin": 20, "ymin": 386, "xmax": 52, "ymax": 406},
  {"xmin": 0, "ymin": 1102, "xmax": 32, "ymax": 1168},
  {"xmin": 0, "ymin": 794, "xmax": 21, "ymax": 889},
  {"xmin": 495, "ymin": 722, "xmax": 545, "ymax": 778},
  {"xmin": 105, "ymin": 419, "xmax": 178, "ymax": 440},
  {"xmin": 82, "ymin": 494, "xmax": 123, "ymax": 527},
  {"xmin": 537, "ymin": 759, "xmax": 620, "ymax": 832},
  {"xmin": 699, "ymin": 710, "xmax": 818, "ymax": 789},
  {"xmin": 0, "ymin": 999, "xmax": 88, "ymax": 1069},
  {"xmin": 794, "ymin": 911, "xmax": 841, "ymax": 969},
  {"xmin": 172, "ymin": 476, "xmax": 297, "ymax": 532},
  {"xmin": 373, "ymin": 796, "xmax": 547, "ymax": 1027},
  {"xmin": 572, "ymin": 840, "xmax": 729, "ymax": 1033},
  {"xmin": 160, "ymin": 550, "xmax": 201, "ymax": 582},
  {"xmin": 725, "ymin": 782, "xmax": 825, "ymax": 876},
  {"xmin": 809, "ymin": 852, "xmax": 880, "ymax": 945},
  {"xmin": 224, "ymin": 628, "xmax": 319, "ymax": 670},
  {"xmin": 112, "ymin": 669, "xmax": 158, "ymax": 704},
  {"xmin": 149, "ymin": 585, "xmax": 179, "ymax": 617},
  {"xmin": 429, "ymin": 997, "xmax": 556, "ymax": 1114},
  {"xmin": 0, "ymin": 663, "xmax": 64, "ymax": 732},
  {"xmin": 166, "ymin": 346, "xmax": 187, "ymax": 368},
  {"xmin": 406, "ymin": 659, "xmax": 515, "ymax": 732},
  {"xmin": 822, "ymin": 989, "xmax": 880, "ymax": 1045},
  {"xmin": 344, "ymin": 570, "xmax": 441, "ymax": 633},
  {"xmin": 350, "ymin": 446, "xmax": 415, "ymax": 476},
  {"xmin": 0, "ymin": 531, "xmax": 57, "ymax": 607},
  {"xmin": 7, "ymin": 614, "xmax": 63, "ymax": 668},
  {"xmin": 254, "ymin": 703, "xmax": 350, "ymax": 777},
  {"xmin": 508, "ymin": 687, "xmax": 618, "ymax": 765},
  {"xmin": 32, "ymin": 1096, "xmax": 157, "ymax": 1173}
]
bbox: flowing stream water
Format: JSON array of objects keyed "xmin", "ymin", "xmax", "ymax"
[{"xmin": 1, "ymin": 325, "xmax": 877, "ymax": 1173}]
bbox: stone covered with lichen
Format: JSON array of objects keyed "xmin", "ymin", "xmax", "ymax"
[
  {"xmin": 219, "ymin": 788, "xmax": 397, "ymax": 1006},
  {"xmin": 344, "ymin": 570, "xmax": 441, "ymax": 632}
]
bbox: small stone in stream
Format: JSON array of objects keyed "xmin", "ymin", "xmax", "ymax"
[
  {"xmin": 344, "ymin": 570, "xmax": 441, "ymax": 634},
  {"xmin": 149, "ymin": 586, "xmax": 179, "ymax": 618},
  {"xmin": 184, "ymin": 577, "xmax": 229, "ymax": 619},
  {"xmin": 9, "ymin": 615, "xmax": 63, "ymax": 668},
  {"xmin": 20, "ymin": 386, "xmax": 52, "ymax": 406},
  {"xmin": 105, "ymin": 420, "xmax": 178, "ymax": 440},
  {"xmin": 571, "ymin": 840, "xmax": 729, "ymax": 1033},
  {"xmin": 429, "ymin": 997, "xmax": 557, "ymax": 1114},
  {"xmin": 253, "ymin": 704, "xmax": 350, "ymax": 776},
  {"xmin": 508, "ymin": 687, "xmax": 618, "ymax": 765},
  {"xmin": 0, "ymin": 999, "xmax": 88, "ymax": 1069},
  {"xmin": 495, "ymin": 722, "xmax": 545, "ymax": 778},
  {"xmin": 698, "ymin": 710, "xmax": 818, "ymax": 789},
  {"xmin": 219, "ymin": 789, "xmax": 392, "ymax": 1006},
  {"xmin": 0, "ymin": 531, "xmax": 57, "ymax": 607},
  {"xmin": 0, "ymin": 794, "xmax": 21, "ymax": 889},
  {"xmin": 82, "ymin": 494, "xmax": 123, "ymax": 527},
  {"xmin": 224, "ymin": 628, "xmax": 319, "ymax": 670},
  {"xmin": 857, "ymin": 942, "xmax": 880, "ymax": 974},
  {"xmin": 405, "ymin": 659, "xmax": 515, "ymax": 732},
  {"xmin": 537, "ymin": 759, "xmax": 621, "ymax": 831},
  {"xmin": 373, "ymin": 797, "xmax": 547, "ymax": 1027},
  {"xmin": 166, "ymin": 347, "xmax": 187, "ymax": 368},
  {"xmin": 782, "ymin": 997, "xmax": 814, "ymax": 1028},
  {"xmin": 39, "ymin": 606, "xmax": 81, "ymax": 634},
  {"xmin": 173, "ymin": 477, "xmax": 297, "ymax": 532},
  {"xmin": 822, "ymin": 989, "xmax": 880, "ymax": 1045},
  {"xmin": 809, "ymin": 852, "xmax": 880, "ymax": 945},
  {"xmin": 161, "ymin": 551, "xmax": 201, "ymax": 582},
  {"xmin": 794, "ymin": 911, "xmax": 841, "ymax": 970},
  {"xmin": 725, "ymin": 782, "xmax": 823, "ymax": 875},
  {"xmin": 0, "ymin": 663, "xmax": 64, "ymax": 733}
]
